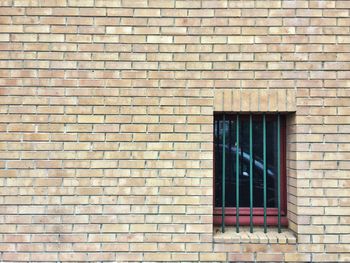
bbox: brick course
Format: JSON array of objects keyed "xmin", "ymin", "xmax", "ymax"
[{"xmin": 1, "ymin": 0, "xmax": 350, "ymax": 261}]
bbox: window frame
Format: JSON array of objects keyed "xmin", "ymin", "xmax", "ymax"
[{"xmin": 213, "ymin": 113, "xmax": 288, "ymax": 227}]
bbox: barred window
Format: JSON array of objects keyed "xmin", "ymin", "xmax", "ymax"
[{"xmin": 213, "ymin": 113, "xmax": 287, "ymax": 233}]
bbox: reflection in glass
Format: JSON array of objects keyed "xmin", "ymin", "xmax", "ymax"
[{"xmin": 214, "ymin": 115, "xmax": 279, "ymax": 208}]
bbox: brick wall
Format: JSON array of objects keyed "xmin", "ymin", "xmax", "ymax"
[{"xmin": 1, "ymin": 0, "xmax": 349, "ymax": 261}]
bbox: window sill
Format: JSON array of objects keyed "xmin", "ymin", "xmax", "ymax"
[{"xmin": 213, "ymin": 226, "xmax": 296, "ymax": 244}]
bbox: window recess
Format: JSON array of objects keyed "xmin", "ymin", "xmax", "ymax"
[{"xmin": 213, "ymin": 113, "xmax": 287, "ymax": 233}]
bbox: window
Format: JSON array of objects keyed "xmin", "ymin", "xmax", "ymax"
[{"xmin": 213, "ymin": 113, "xmax": 287, "ymax": 233}]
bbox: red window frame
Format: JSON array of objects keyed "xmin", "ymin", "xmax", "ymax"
[{"xmin": 213, "ymin": 113, "xmax": 288, "ymax": 227}]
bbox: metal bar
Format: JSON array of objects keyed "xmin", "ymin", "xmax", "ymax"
[
  {"xmin": 249, "ymin": 114, "xmax": 253, "ymax": 233},
  {"xmin": 277, "ymin": 114, "xmax": 281, "ymax": 233},
  {"xmin": 236, "ymin": 115, "xmax": 240, "ymax": 233},
  {"xmin": 228, "ymin": 120, "xmax": 232, "ymax": 190},
  {"xmin": 263, "ymin": 114, "xmax": 267, "ymax": 233},
  {"xmin": 222, "ymin": 114, "xmax": 226, "ymax": 233}
]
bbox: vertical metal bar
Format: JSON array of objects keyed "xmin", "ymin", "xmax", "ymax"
[
  {"xmin": 249, "ymin": 114, "xmax": 253, "ymax": 233},
  {"xmin": 277, "ymin": 114, "xmax": 281, "ymax": 233},
  {"xmin": 222, "ymin": 114, "xmax": 226, "ymax": 233},
  {"xmin": 263, "ymin": 114, "xmax": 267, "ymax": 233},
  {"xmin": 236, "ymin": 115, "xmax": 240, "ymax": 233},
  {"xmin": 228, "ymin": 120, "xmax": 232, "ymax": 188}
]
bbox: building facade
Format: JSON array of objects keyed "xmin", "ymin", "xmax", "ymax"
[{"xmin": 1, "ymin": 0, "xmax": 349, "ymax": 261}]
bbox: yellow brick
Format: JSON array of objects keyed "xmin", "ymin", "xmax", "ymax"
[{"xmin": 200, "ymin": 253, "xmax": 226, "ymax": 261}]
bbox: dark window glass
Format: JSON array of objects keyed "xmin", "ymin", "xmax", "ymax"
[{"xmin": 214, "ymin": 114, "xmax": 283, "ymax": 209}]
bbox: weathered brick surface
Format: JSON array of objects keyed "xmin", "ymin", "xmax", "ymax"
[{"xmin": 1, "ymin": 0, "xmax": 349, "ymax": 261}]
